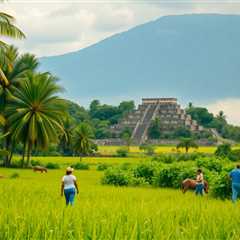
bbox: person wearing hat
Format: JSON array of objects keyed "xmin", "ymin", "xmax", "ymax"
[{"xmin": 61, "ymin": 166, "xmax": 79, "ymax": 205}]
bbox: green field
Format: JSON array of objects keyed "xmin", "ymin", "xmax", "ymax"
[{"xmin": 0, "ymin": 163, "xmax": 240, "ymax": 239}]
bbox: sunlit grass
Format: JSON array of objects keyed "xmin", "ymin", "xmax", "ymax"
[{"xmin": 0, "ymin": 168, "xmax": 239, "ymax": 239}]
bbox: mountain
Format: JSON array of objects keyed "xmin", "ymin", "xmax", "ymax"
[{"xmin": 40, "ymin": 14, "xmax": 240, "ymax": 106}]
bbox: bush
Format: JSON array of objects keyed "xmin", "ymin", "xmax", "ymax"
[
  {"xmin": 229, "ymin": 149, "xmax": 240, "ymax": 161},
  {"xmin": 133, "ymin": 163, "xmax": 155, "ymax": 184},
  {"xmin": 96, "ymin": 163, "xmax": 111, "ymax": 171},
  {"xmin": 116, "ymin": 148, "xmax": 129, "ymax": 157},
  {"xmin": 119, "ymin": 162, "xmax": 131, "ymax": 170},
  {"xmin": 153, "ymin": 163, "xmax": 200, "ymax": 188},
  {"xmin": 196, "ymin": 157, "xmax": 223, "ymax": 172},
  {"xmin": 45, "ymin": 162, "xmax": 60, "ymax": 169},
  {"xmin": 211, "ymin": 171, "xmax": 231, "ymax": 199},
  {"xmin": 139, "ymin": 144, "xmax": 155, "ymax": 156},
  {"xmin": 72, "ymin": 162, "xmax": 89, "ymax": 170},
  {"xmin": 102, "ymin": 168, "xmax": 130, "ymax": 186},
  {"xmin": 215, "ymin": 144, "xmax": 232, "ymax": 158},
  {"xmin": 10, "ymin": 172, "xmax": 20, "ymax": 179},
  {"xmin": 31, "ymin": 160, "xmax": 42, "ymax": 166}
]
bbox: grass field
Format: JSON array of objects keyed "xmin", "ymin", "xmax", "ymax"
[
  {"xmin": 0, "ymin": 166, "xmax": 240, "ymax": 239},
  {"xmin": 98, "ymin": 145, "xmax": 240, "ymax": 155}
]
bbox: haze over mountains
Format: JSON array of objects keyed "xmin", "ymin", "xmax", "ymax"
[{"xmin": 40, "ymin": 14, "xmax": 240, "ymax": 108}]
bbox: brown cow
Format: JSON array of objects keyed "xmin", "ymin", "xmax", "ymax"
[
  {"xmin": 33, "ymin": 166, "xmax": 48, "ymax": 173},
  {"xmin": 181, "ymin": 178, "xmax": 209, "ymax": 194}
]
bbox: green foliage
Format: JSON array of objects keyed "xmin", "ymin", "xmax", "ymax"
[
  {"xmin": 116, "ymin": 147, "xmax": 129, "ymax": 157},
  {"xmin": 72, "ymin": 123, "xmax": 96, "ymax": 159},
  {"xmin": 30, "ymin": 160, "xmax": 42, "ymax": 166},
  {"xmin": 10, "ymin": 172, "xmax": 20, "ymax": 179},
  {"xmin": 148, "ymin": 118, "xmax": 161, "ymax": 139},
  {"xmin": 186, "ymin": 107, "xmax": 214, "ymax": 127},
  {"xmin": 174, "ymin": 127, "xmax": 192, "ymax": 138},
  {"xmin": 211, "ymin": 171, "xmax": 231, "ymax": 199},
  {"xmin": 96, "ymin": 163, "xmax": 111, "ymax": 171},
  {"xmin": 215, "ymin": 144, "xmax": 232, "ymax": 158},
  {"xmin": 45, "ymin": 162, "xmax": 60, "ymax": 169},
  {"xmin": 139, "ymin": 144, "xmax": 155, "ymax": 156},
  {"xmin": 177, "ymin": 138, "xmax": 198, "ymax": 153},
  {"xmin": 72, "ymin": 162, "xmax": 90, "ymax": 170},
  {"xmin": 152, "ymin": 152, "xmax": 204, "ymax": 163},
  {"xmin": 102, "ymin": 168, "xmax": 130, "ymax": 186},
  {"xmin": 196, "ymin": 157, "xmax": 223, "ymax": 172},
  {"xmin": 133, "ymin": 162, "xmax": 155, "ymax": 184}
]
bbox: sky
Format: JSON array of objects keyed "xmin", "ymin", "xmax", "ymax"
[{"xmin": 1, "ymin": 0, "xmax": 240, "ymax": 125}]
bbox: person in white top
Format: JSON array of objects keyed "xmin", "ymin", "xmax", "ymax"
[
  {"xmin": 195, "ymin": 169, "xmax": 204, "ymax": 196},
  {"xmin": 61, "ymin": 167, "xmax": 79, "ymax": 205}
]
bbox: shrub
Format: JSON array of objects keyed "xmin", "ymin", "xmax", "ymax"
[
  {"xmin": 211, "ymin": 171, "xmax": 231, "ymax": 199},
  {"xmin": 229, "ymin": 149, "xmax": 240, "ymax": 161},
  {"xmin": 72, "ymin": 162, "xmax": 89, "ymax": 170},
  {"xmin": 10, "ymin": 172, "xmax": 20, "ymax": 179},
  {"xmin": 102, "ymin": 168, "xmax": 130, "ymax": 186},
  {"xmin": 133, "ymin": 163, "xmax": 155, "ymax": 184},
  {"xmin": 153, "ymin": 163, "xmax": 201, "ymax": 188},
  {"xmin": 116, "ymin": 148, "xmax": 129, "ymax": 157},
  {"xmin": 31, "ymin": 160, "xmax": 42, "ymax": 166},
  {"xmin": 119, "ymin": 162, "xmax": 131, "ymax": 170},
  {"xmin": 215, "ymin": 144, "xmax": 232, "ymax": 158},
  {"xmin": 196, "ymin": 157, "xmax": 223, "ymax": 172},
  {"xmin": 153, "ymin": 165, "xmax": 182, "ymax": 188},
  {"xmin": 45, "ymin": 162, "xmax": 60, "ymax": 169},
  {"xmin": 96, "ymin": 163, "xmax": 110, "ymax": 171},
  {"xmin": 139, "ymin": 144, "xmax": 155, "ymax": 156},
  {"xmin": 152, "ymin": 154, "xmax": 175, "ymax": 164}
]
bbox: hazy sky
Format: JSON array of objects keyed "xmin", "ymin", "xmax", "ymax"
[{"xmin": 1, "ymin": 0, "xmax": 240, "ymax": 124}]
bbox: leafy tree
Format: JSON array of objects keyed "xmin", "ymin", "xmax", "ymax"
[
  {"xmin": 0, "ymin": 7, "xmax": 25, "ymax": 86},
  {"xmin": 120, "ymin": 128, "xmax": 132, "ymax": 150},
  {"xmin": 6, "ymin": 72, "xmax": 66, "ymax": 167},
  {"xmin": 176, "ymin": 138, "xmax": 198, "ymax": 153},
  {"xmin": 72, "ymin": 123, "xmax": 96, "ymax": 161},
  {"xmin": 118, "ymin": 101, "xmax": 135, "ymax": 115},
  {"xmin": 215, "ymin": 143, "xmax": 232, "ymax": 158},
  {"xmin": 173, "ymin": 127, "xmax": 192, "ymax": 138},
  {"xmin": 139, "ymin": 144, "xmax": 155, "ymax": 156},
  {"xmin": 148, "ymin": 118, "xmax": 161, "ymax": 139},
  {"xmin": 0, "ymin": 46, "xmax": 39, "ymax": 165},
  {"xmin": 186, "ymin": 107, "xmax": 214, "ymax": 127}
]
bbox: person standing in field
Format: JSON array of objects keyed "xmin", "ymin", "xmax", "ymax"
[
  {"xmin": 229, "ymin": 164, "xmax": 240, "ymax": 203},
  {"xmin": 195, "ymin": 169, "xmax": 204, "ymax": 196},
  {"xmin": 61, "ymin": 167, "xmax": 79, "ymax": 206}
]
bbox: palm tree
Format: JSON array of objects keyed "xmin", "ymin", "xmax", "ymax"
[
  {"xmin": 5, "ymin": 72, "xmax": 66, "ymax": 167},
  {"xmin": 0, "ymin": 7, "xmax": 25, "ymax": 86},
  {"xmin": 72, "ymin": 123, "xmax": 95, "ymax": 161},
  {"xmin": 0, "ymin": 46, "xmax": 38, "ymax": 166},
  {"xmin": 176, "ymin": 138, "xmax": 198, "ymax": 153}
]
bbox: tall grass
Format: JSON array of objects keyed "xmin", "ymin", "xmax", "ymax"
[{"xmin": 0, "ymin": 168, "xmax": 239, "ymax": 239}]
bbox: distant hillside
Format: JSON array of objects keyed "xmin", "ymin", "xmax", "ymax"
[{"xmin": 40, "ymin": 14, "xmax": 240, "ymax": 105}]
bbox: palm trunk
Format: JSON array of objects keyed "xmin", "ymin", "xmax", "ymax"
[
  {"xmin": 26, "ymin": 143, "xmax": 32, "ymax": 168},
  {"xmin": 4, "ymin": 134, "xmax": 11, "ymax": 167},
  {"xmin": 21, "ymin": 142, "xmax": 26, "ymax": 168}
]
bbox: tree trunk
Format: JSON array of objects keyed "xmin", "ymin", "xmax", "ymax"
[
  {"xmin": 186, "ymin": 146, "xmax": 189, "ymax": 153},
  {"xmin": 26, "ymin": 143, "xmax": 32, "ymax": 168},
  {"xmin": 21, "ymin": 142, "xmax": 26, "ymax": 168},
  {"xmin": 4, "ymin": 134, "xmax": 11, "ymax": 167}
]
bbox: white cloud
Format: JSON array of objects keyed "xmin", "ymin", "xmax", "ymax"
[
  {"xmin": 2, "ymin": 1, "xmax": 240, "ymax": 57},
  {"xmin": 207, "ymin": 98, "xmax": 240, "ymax": 126}
]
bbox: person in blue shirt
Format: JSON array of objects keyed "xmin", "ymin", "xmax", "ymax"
[{"xmin": 229, "ymin": 164, "xmax": 240, "ymax": 203}]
